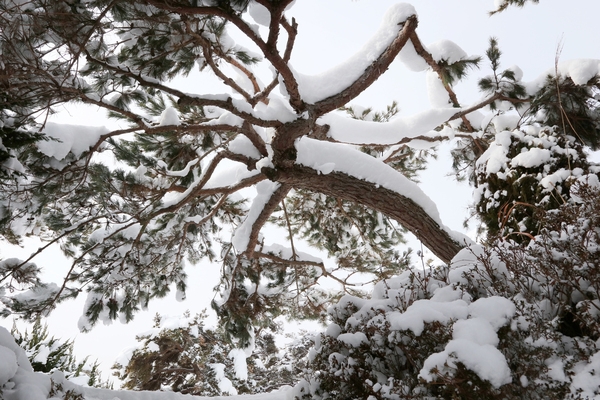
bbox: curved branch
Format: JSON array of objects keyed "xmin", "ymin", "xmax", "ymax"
[
  {"xmin": 146, "ymin": 0, "xmax": 305, "ymax": 112},
  {"xmin": 252, "ymin": 15, "xmax": 298, "ymax": 105},
  {"xmin": 181, "ymin": 19, "xmax": 257, "ymax": 103},
  {"xmin": 409, "ymin": 31, "xmax": 475, "ymax": 132},
  {"xmin": 312, "ymin": 15, "xmax": 418, "ymax": 115},
  {"xmin": 446, "ymin": 92, "xmax": 519, "ymax": 122},
  {"xmin": 241, "ymin": 183, "xmax": 291, "ymax": 257},
  {"xmin": 275, "ymin": 165, "xmax": 464, "ymax": 264}
]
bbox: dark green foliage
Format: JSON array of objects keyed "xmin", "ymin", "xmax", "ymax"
[
  {"xmin": 437, "ymin": 56, "xmax": 481, "ymax": 87},
  {"xmin": 114, "ymin": 311, "xmax": 310, "ymax": 395},
  {"xmin": 478, "ymin": 38, "xmax": 527, "ymax": 110},
  {"xmin": 475, "ymin": 128, "xmax": 594, "ymax": 243},
  {"xmin": 528, "ymin": 75, "xmax": 600, "ymax": 149},
  {"xmin": 462, "ymin": 38, "xmax": 600, "ymax": 242},
  {"xmin": 11, "ymin": 319, "xmax": 110, "ymax": 388},
  {"xmin": 496, "ymin": 181, "xmax": 600, "ymax": 340},
  {"xmin": 0, "ymin": 124, "xmax": 44, "ymax": 179},
  {"xmin": 274, "ymin": 191, "xmax": 410, "ymax": 277},
  {"xmin": 491, "ymin": 0, "xmax": 540, "ymax": 14},
  {"xmin": 213, "ymin": 242, "xmax": 327, "ymax": 347}
]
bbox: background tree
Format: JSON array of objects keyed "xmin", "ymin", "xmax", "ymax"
[
  {"xmin": 113, "ymin": 311, "xmax": 310, "ymax": 396},
  {"xmin": 11, "ymin": 319, "xmax": 110, "ymax": 388}
]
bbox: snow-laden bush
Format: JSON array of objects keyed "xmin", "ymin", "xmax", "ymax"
[
  {"xmin": 295, "ymin": 180, "xmax": 600, "ymax": 400},
  {"xmin": 475, "ymin": 125, "xmax": 598, "ymax": 243},
  {"xmin": 11, "ymin": 319, "xmax": 109, "ymax": 388}
]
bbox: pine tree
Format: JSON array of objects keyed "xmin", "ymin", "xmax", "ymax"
[
  {"xmin": 113, "ymin": 311, "xmax": 310, "ymax": 395},
  {"xmin": 0, "ymin": 0, "xmax": 597, "ymax": 364},
  {"xmin": 11, "ymin": 319, "xmax": 110, "ymax": 388},
  {"xmin": 0, "ymin": 0, "xmax": 599, "ymax": 398},
  {"xmin": 470, "ymin": 38, "xmax": 600, "ymax": 242}
]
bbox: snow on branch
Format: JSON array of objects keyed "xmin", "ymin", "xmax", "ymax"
[
  {"xmin": 289, "ymin": 137, "xmax": 471, "ymax": 263},
  {"xmin": 308, "ymin": 5, "xmax": 418, "ymax": 114},
  {"xmin": 524, "ymin": 58, "xmax": 600, "ymax": 93},
  {"xmin": 37, "ymin": 123, "xmax": 108, "ymax": 160},
  {"xmin": 232, "ymin": 182, "xmax": 290, "ymax": 254},
  {"xmin": 294, "ymin": 137, "xmax": 442, "ymax": 223},
  {"xmin": 321, "ymin": 107, "xmax": 458, "ymax": 145}
]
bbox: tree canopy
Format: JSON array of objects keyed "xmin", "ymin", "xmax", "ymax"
[{"xmin": 1, "ymin": 0, "xmax": 600, "ymax": 398}]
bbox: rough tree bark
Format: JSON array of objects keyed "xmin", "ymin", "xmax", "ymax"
[{"xmin": 277, "ymin": 167, "xmax": 464, "ymax": 264}]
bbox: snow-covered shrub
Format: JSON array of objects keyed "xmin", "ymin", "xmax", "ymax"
[
  {"xmin": 0, "ymin": 324, "xmax": 102, "ymax": 400},
  {"xmin": 11, "ymin": 319, "xmax": 110, "ymax": 388},
  {"xmin": 296, "ymin": 181, "xmax": 600, "ymax": 399},
  {"xmin": 475, "ymin": 125, "xmax": 597, "ymax": 243},
  {"xmin": 489, "ymin": 178, "xmax": 600, "ymax": 339}
]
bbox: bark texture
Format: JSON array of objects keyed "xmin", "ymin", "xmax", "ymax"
[{"xmin": 274, "ymin": 165, "xmax": 464, "ymax": 264}]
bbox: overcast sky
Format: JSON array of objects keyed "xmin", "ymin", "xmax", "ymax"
[{"xmin": 1, "ymin": 0, "xmax": 599, "ymax": 380}]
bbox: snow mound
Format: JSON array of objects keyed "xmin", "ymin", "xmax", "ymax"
[
  {"xmin": 37, "ymin": 122, "xmax": 107, "ymax": 160},
  {"xmin": 525, "ymin": 59, "xmax": 600, "ymax": 93}
]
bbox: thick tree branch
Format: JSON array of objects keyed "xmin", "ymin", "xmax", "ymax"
[
  {"xmin": 275, "ymin": 166, "xmax": 463, "ymax": 264},
  {"xmin": 312, "ymin": 15, "xmax": 418, "ymax": 115}
]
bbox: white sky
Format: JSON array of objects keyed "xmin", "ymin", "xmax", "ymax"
[{"xmin": 1, "ymin": 0, "xmax": 599, "ymax": 382}]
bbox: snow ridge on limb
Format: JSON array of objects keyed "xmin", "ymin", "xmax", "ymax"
[
  {"xmin": 320, "ymin": 107, "xmax": 458, "ymax": 145},
  {"xmin": 294, "ymin": 3, "xmax": 417, "ymax": 104},
  {"xmin": 289, "ymin": 138, "xmax": 468, "ymax": 264},
  {"xmin": 310, "ymin": 10, "xmax": 418, "ymax": 114},
  {"xmin": 295, "ymin": 138, "xmax": 444, "ymax": 224},
  {"xmin": 232, "ymin": 181, "xmax": 290, "ymax": 254}
]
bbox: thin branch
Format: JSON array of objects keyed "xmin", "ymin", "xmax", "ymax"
[
  {"xmin": 408, "ymin": 31, "xmax": 474, "ymax": 132},
  {"xmin": 0, "ymin": 215, "xmax": 105, "ymax": 285},
  {"xmin": 254, "ymin": 251, "xmax": 365, "ymax": 290},
  {"xmin": 42, "ymin": 220, "xmax": 139, "ymax": 314},
  {"xmin": 254, "ymin": 251, "xmax": 322, "ymax": 268},
  {"xmin": 182, "ymin": 19, "xmax": 255, "ymax": 103},
  {"xmin": 281, "ymin": 198, "xmax": 297, "ymax": 261},
  {"xmin": 146, "ymin": 0, "xmax": 305, "ymax": 112},
  {"xmin": 83, "ymin": 53, "xmax": 281, "ymax": 127},
  {"xmin": 147, "ymin": 150, "xmax": 261, "ymax": 217},
  {"xmin": 243, "ymin": 184, "xmax": 291, "ymax": 257}
]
